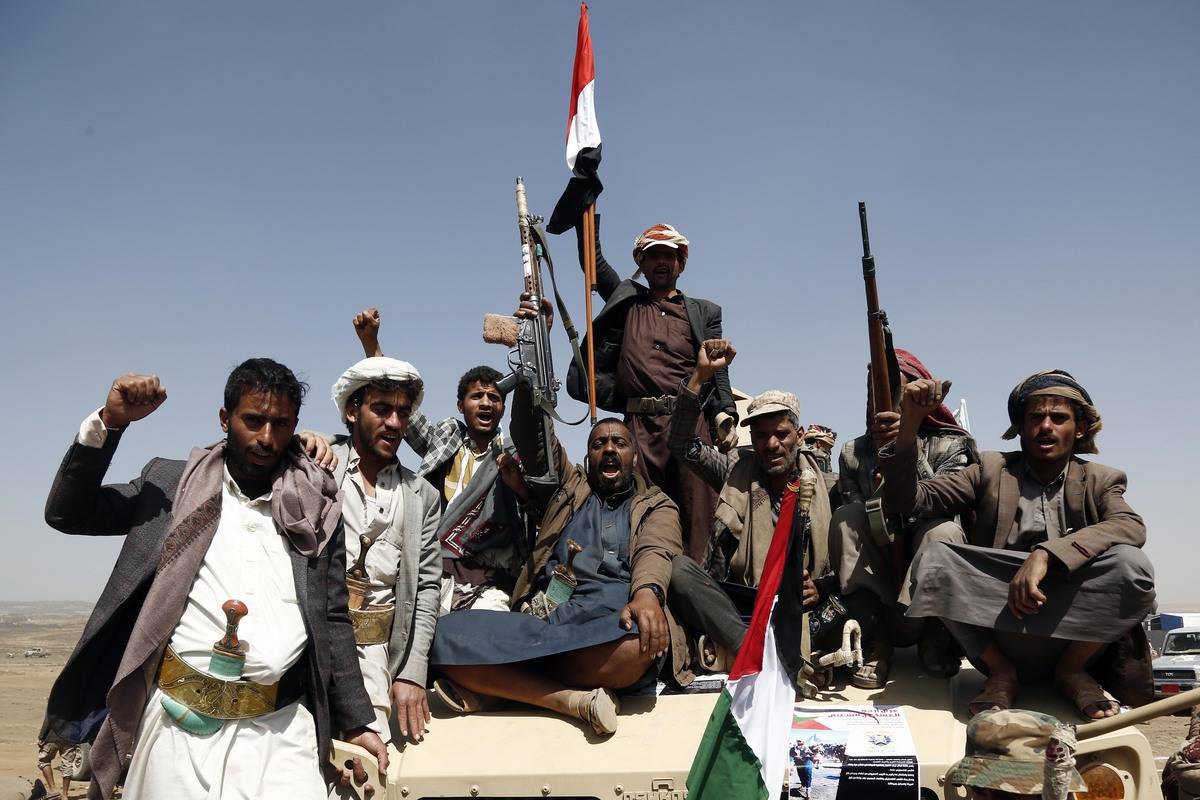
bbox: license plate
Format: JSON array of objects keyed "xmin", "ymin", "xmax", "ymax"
[{"xmin": 1162, "ymin": 684, "xmax": 1181, "ymax": 693}]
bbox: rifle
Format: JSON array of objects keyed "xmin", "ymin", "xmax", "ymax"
[
  {"xmin": 857, "ymin": 202, "xmax": 905, "ymax": 582},
  {"xmin": 483, "ymin": 178, "xmax": 587, "ymax": 486}
]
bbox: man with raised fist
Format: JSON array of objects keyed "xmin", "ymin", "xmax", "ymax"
[{"xmin": 40, "ymin": 361, "xmax": 385, "ymax": 800}]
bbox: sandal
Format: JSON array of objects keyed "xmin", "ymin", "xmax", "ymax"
[
  {"xmin": 1056, "ymin": 672, "xmax": 1119, "ymax": 720},
  {"xmin": 431, "ymin": 677, "xmax": 482, "ymax": 714},
  {"xmin": 968, "ymin": 673, "xmax": 1018, "ymax": 716},
  {"xmin": 918, "ymin": 620, "xmax": 962, "ymax": 679},
  {"xmin": 570, "ymin": 688, "xmax": 620, "ymax": 736},
  {"xmin": 851, "ymin": 637, "xmax": 892, "ymax": 690}
]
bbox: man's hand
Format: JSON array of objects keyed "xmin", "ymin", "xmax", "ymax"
[
  {"xmin": 297, "ymin": 431, "xmax": 338, "ymax": 471},
  {"xmin": 341, "ymin": 727, "xmax": 389, "ymax": 785},
  {"xmin": 353, "ymin": 308, "xmax": 384, "ymax": 358},
  {"xmin": 802, "ymin": 569, "xmax": 820, "ymax": 608},
  {"xmin": 715, "ymin": 411, "xmax": 739, "ymax": 453},
  {"xmin": 514, "ymin": 292, "xmax": 554, "ymax": 331},
  {"xmin": 1008, "ymin": 548, "xmax": 1051, "ymax": 619},
  {"xmin": 620, "ymin": 587, "xmax": 668, "ymax": 658},
  {"xmin": 687, "ymin": 339, "xmax": 737, "ymax": 394},
  {"xmin": 496, "ymin": 450, "xmax": 529, "ymax": 502},
  {"xmin": 101, "ymin": 374, "xmax": 167, "ymax": 428},
  {"xmin": 894, "ymin": 378, "xmax": 951, "ymax": 449},
  {"xmin": 871, "ymin": 411, "xmax": 900, "ymax": 451},
  {"xmin": 390, "ymin": 679, "xmax": 431, "ymax": 743}
]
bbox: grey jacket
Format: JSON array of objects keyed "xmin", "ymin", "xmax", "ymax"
[
  {"xmin": 330, "ymin": 437, "xmax": 442, "ymax": 686},
  {"xmin": 41, "ymin": 429, "xmax": 372, "ymax": 797}
]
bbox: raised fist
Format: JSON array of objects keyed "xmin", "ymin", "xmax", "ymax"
[
  {"xmin": 101, "ymin": 374, "xmax": 167, "ymax": 428},
  {"xmin": 697, "ymin": 339, "xmax": 737, "ymax": 381},
  {"xmin": 353, "ymin": 308, "xmax": 383, "ymax": 357},
  {"xmin": 899, "ymin": 378, "xmax": 952, "ymax": 426}
]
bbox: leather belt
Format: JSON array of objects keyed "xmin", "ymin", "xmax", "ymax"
[
  {"xmin": 626, "ymin": 395, "xmax": 676, "ymax": 416},
  {"xmin": 156, "ymin": 646, "xmax": 303, "ymax": 720},
  {"xmin": 350, "ymin": 605, "xmax": 395, "ymax": 645}
]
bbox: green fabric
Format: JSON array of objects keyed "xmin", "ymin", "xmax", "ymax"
[{"xmin": 687, "ymin": 690, "xmax": 768, "ymax": 800}]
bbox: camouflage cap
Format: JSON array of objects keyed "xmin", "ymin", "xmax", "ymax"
[
  {"xmin": 946, "ymin": 709, "xmax": 1086, "ymax": 794},
  {"xmin": 740, "ymin": 390, "xmax": 800, "ymax": 428}
]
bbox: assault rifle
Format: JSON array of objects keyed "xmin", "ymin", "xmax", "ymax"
[
  {"xmin": 858, "ymin": 203, "xmax": 904, "ymax": 579},
  {"xmin": 483, "ymin": 178, "xmax": 586, "ymax": 487}
]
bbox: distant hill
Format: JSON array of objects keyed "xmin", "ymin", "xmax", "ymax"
[{"xmin": 0, "ymin": 600, "xmax": 93, "ymax": 618}]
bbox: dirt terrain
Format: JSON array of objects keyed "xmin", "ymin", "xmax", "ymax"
[{"xmin": 0, "ymin": 602, "xmax": 1193, "ymax": 798}]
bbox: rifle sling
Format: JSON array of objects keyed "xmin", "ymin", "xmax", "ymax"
[{"xmin": 532, "ymin": 221, "xmax": 589, "ymax": 427}]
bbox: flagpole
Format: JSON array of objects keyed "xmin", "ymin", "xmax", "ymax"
[{"xmin": 582, "ymin": 203, "xmax": 599, "ymax": 425}]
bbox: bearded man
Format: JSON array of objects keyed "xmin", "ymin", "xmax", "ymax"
[
  {"xmin": 351, "ymin": 308, "xmax": 530, "ymax": 614},
  {"xmin": 319, "ymin": 357, "xmax": 443, "ymax": 747},
  {"xmin": 665, "ymin": 340, "xmax": 834, "ymax": 672},
  {"xmin": 425, "ymin": 298, "xmax": 688, "ymax": 736},
  {"xmin": 41, "ymin": 361, "xmax": 384, "ymax": 800},
  {"xmin": 567, "ymin": 218, "xmax": 737, "ymax": 561},
  {"xmin": 879, "ymin": 370, "xmax": 1156, "ymax": 719}
]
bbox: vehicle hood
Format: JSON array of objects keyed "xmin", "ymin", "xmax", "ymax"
[{"xmin": 1154, "ymin": 654, "xmax": 1200, "ymax": 668}]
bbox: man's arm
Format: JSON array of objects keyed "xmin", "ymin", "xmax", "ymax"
[
  {"xmin": 508, "ymin": 382, "xmax": 572, "ymax": 509},
  {"xmin": 576, "ymin": 213, "xmax": 622, "ymax": 301},
  {"xmin": 45, "ymin": 374, "xmax": 169, "ymax": 536},
  {"xmin": 1038, "ymin": 468, "xmax": 1146, "ymax": 572},
  {"xmin": 625, "ymin": 496, "xmax": 683, "ymax": 659},
  {"xmin": 699, "ymin": 303, "xmax": 737, "ymax": 424},
  {"xmin": 668, "ymin": 340, "xmax": 737, "ymax": 491},
  {"xmin": 390, "ymin": 481, "xmax": 441, "ymax": 742}
]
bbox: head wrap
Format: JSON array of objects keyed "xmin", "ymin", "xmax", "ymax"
[
  {"xmin": 331, "ymin": 357, "xmax": 424, "ymax": 423},
  {"xmin": 1003, "ymin": 369, "xmax": 1101, "ymax": 454},
  {"xmin": 632, "ymin": 223, "xmax": 689, "ymax": 277},
  {"xmin": 865, "ymin": 348, "xmax": 968, "ymax": 435}
]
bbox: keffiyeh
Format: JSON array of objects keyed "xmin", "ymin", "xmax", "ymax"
[
  {"xmin": 1003, "ymin": 369, "xmax": 1102, "ymax": 453},
  {"xmin": 331, "ymin": 357, "xmax": 424, "ymax": 423}
]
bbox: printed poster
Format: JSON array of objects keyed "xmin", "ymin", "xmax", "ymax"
[{"xmin": 780, "ymin": 704, "xmax": 919, "ymax": 800}]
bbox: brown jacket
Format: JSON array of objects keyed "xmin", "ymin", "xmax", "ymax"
[
  {"xmin": 509, "ymin": 386, "xmax": 692, "ymax": 685},
  {"xmin": 880, "ymin": 444, "xmax": 1145, "ymax": 572}
]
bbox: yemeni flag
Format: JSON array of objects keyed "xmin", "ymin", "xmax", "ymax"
[
  {"xmin": 547, "ymin": 3, "xmax": 603, "ymax": 235},
  {"xmin": 687, "ymin": 473, "xmax": 814, "ymax": 800}
]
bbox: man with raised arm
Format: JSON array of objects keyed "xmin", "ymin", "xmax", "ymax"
[
  {"xmin": 351, "ymin": 308, "xmax": 531, "ymax": 614},
  {"xmin": 879, "ymin": 370, "xmax": 1155, "ymax": 718},
  {"xmin": 41, "ymin": 362, "xmax": 384, "ymax": 800},
  {"xmin": 665, "ymin": 339, "xmax": 835, "ymax": 672},
  {"xmin": 425, "ymin": 297, "xmax": 689, "ymax": 736},
  {"xmin": 567, "ymin": 218, "xmax": 737, "ymax": 561}
]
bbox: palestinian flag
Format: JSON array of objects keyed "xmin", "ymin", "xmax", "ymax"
[
  {"xmin": 687, "ymin": 476, "xmax": 812, "ymax": 800},
  {"xmin": 547, "ymin": 3, "xmax": 603, "ymax": 235}
]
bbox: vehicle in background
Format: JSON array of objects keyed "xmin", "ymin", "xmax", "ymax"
[{"xmin": 1154, "ymin": 627, "xmax": 1200, "ymax": 698}]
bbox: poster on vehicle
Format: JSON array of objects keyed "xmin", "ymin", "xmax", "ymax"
[{"xmin": 780, "ymin": 704, "xmax": 918, "ymax": 800}]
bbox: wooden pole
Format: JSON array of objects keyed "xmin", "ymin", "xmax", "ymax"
[{"xmin": 582, "ymin": 204, "xmax": 599, "ymax": 425}]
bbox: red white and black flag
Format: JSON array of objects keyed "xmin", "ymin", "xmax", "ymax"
[{"xmin": 547, "ymin": 3, "xmax": 603, "ymax": 234}]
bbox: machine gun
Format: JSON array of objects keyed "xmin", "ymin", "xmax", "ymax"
[
  {"xmin": 858, "ymin": 203, "xmax": 905, "ymax": 579},
  {"xmin": 483, "ymin": 177, "xmax": 586, "ymax": 487}
]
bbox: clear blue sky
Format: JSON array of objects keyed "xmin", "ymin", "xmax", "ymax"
[{"xmin": 2, "ymin": 1, "xmax": 1197, "ymax": 606}]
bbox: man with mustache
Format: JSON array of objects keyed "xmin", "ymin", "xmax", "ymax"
[
  {"xmin": 321, "ymin": 357, "xmax": 443, "ymax": 751},
  {"xmin": 665, "ymin": 340, "xmax": 834, "ymax": 674},
  {"xmin": 351, "ymin": 308, "xmax": 531, "ymax": 615},
  {"xmin": 827, "ymin": 348, "xmax": 979, "ymax": 689},
  {"xmin": 40, "ymin": 361, "xmax": 384, "ymax": 800},
  {"xmin": 426, "ymin": 299, "xmax": 687, "ymax": 736},
  {"xmin": 879, "ymin": 370, "xmax": 1156, "ymax": 719},
  {"xmin": 567, "ymin": 218, "xmax": 737, "ymax": 563}
]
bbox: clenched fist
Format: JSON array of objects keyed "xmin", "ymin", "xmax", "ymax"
[
  {"xmin": 101, "ymin": 374, "xmax": 167, "ymax": 429},
  {"xmin": 354, "ymin": 308, "xmax": 383, "ymax": 358}
]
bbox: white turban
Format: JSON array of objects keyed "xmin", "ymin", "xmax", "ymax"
[{"xmin": 331, "ymin": 357, "xmax": 424, "ymax": 423}]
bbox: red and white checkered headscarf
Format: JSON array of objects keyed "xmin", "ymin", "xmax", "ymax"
[{"xmin": 632, "ymin": 223, "xmax": 690, "ymax": 269}]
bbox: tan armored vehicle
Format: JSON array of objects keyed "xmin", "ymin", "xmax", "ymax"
[{"xmin": 333, "ymin": 650, "xmax": 1197, "ymax": 800}]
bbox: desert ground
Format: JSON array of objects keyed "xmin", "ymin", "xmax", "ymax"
[{"xmin": 0, "ymin": 602, "xmax": 1193, "ymax": 798}]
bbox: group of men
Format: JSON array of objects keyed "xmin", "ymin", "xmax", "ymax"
[{"xmin": 38, "ymin": 216, "xmax": 1155, "ymax": 799}]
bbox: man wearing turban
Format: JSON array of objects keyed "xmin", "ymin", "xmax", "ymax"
[
  {"xmin": 878, "ymin": 370, "xmax": 1155, "ymax": 720},
  {"xmin": 566, "ymin": 217, "xmax": 737, "ymax": 564}
]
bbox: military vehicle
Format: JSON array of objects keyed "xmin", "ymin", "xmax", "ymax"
[{"xmin": 332, "ymin": 649, "xmax": 1199, "ymax": 800}]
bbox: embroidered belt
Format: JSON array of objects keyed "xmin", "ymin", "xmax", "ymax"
[
  {"xmin": 626, "ymin": 395, "xmax": 676, "ymax": 415},
  {"xmin": 350, "ymin": 605, "xmax": 395, "ymax": 645},
  {"xmin": 157, "ymin": 646, "xmax": 282, "ymax": 720}
]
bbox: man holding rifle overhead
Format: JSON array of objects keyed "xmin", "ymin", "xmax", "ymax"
[{"xmin": 567, "ymin": 215, "xmax": 737, "ymax": 562}]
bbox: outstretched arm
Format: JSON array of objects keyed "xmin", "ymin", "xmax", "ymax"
[
  {"xmin": 575, "ymin": 213, "xmax": 621, "ymax": 301},
  {"xmin": 668, "ymin": 340, "xmax": 738, "ymax": 491}
]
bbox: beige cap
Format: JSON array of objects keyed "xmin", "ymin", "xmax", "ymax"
[{"xmin": 740, "ymin": 390, "xmax": 800, "ymax": 427}]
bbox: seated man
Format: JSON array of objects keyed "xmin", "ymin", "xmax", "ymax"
[
  {"xmin": 665, "ymin": 340, "xmax": 835, "ymax": 670},
  {"xmin": 324, "ymin": 357, "xmax": 443, "ymax": 746},
  {"xmin": 880, "ymin": 370, "xmax": 1156, "ymax": 718},
  {"xmin": 829, "ymin": 348, "xmax": 979, "ymax": 687},
  {"xmin": 427, "ymin": 301, "xmax": 687, "ymax": 735},
  {"xmin": 352, "ymin": 308, "xmax": 531, "ymax": 613}
]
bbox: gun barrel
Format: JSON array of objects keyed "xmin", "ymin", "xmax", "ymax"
[{"xmin": 858, "ymin": 201, "xmax": 871, "ymax": 260}]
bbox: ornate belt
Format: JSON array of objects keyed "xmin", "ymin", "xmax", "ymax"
[
  {"xmin": 350, "ymin": 605, "xmax": 395, "ymax": 645},
  {"xmin": 157, "ymin": 646, "xmax": 279, "ymax": 720}
]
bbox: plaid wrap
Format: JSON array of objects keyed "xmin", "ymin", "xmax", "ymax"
[{"xmin": 946, "ymin": 709, "xmax": 1086, "ymax": 794}]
